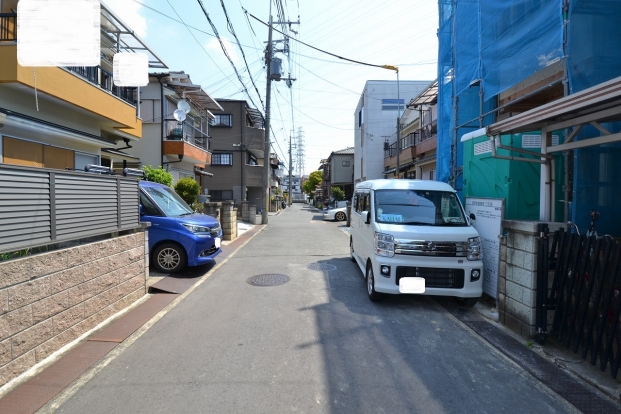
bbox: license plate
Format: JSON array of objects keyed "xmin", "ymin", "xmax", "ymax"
[
  {"xmin": 399, "ymin": 277, "xmax": 425, "ymax": 294},
  {"xmin": 215, "ymin": 238, "xmax": 221, "ymax": 248}
]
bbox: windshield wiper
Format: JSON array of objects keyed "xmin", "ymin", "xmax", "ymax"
[
  {"xmin": 179, "ymin": 212, "xmax": 194, "ymax": 216},
  {"xmin": 400, "ymin": 221, "xmax": 434, "ymax": 225}
]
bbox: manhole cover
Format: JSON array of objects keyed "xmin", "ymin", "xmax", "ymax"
[
  {"xmin": 247, "ymin": 274, "xmax": 290, "ymax": 286},
  {"xmin": 308, "ymin": 263, "xmax": 337, "ymax": 272}
]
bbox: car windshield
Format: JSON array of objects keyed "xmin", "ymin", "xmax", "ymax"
[
  {"xmin": 143, "ymin": 185, "xmax": 194, "ymax": 217},
  {"xmin": 374, "ymin": 189, "xmax": 467, "ymax": 226}
]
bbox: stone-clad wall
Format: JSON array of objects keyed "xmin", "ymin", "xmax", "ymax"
[
  {"xmin": 0, "ymin": 231, "xmax": 148, "ymax": 386},
  {"xmin": 498, "ymin": 220, "xmax": 562, "ymax": 338}
]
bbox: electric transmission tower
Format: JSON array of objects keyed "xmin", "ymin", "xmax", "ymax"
[{"xmin": 295, "ymin": 127, "xmax": 305, "ymax": 176}]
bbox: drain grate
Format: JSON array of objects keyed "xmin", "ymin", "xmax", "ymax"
[
  {"xmin": 247, "ymin": 274, "xmax": 290, "ymax": 287},
  {"xmin": 308, "ymin": 263, "xmax": 337, "ymax": 272}
]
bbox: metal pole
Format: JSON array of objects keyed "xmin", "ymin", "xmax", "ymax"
[
  {"xmin": 289, "ymin": 133, "xmax": 293, "ymax": 206},
  {"xmin": 262, "ymin": 14, "xmax": 273, "ymax": 224},
  {"xmin": 396, "ymin": 70, "xmax": 400, "ymax": 179}
]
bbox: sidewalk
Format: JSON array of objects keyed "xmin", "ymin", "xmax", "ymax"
[{"xmin": 0, "ymin": 220, "xmax": 265, "ymax": 414}]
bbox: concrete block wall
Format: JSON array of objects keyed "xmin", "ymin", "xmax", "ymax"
[
  {"xmin": 0, "ymin": 231, "xmax": 148, "ymax": 387},
  {"xmin": 221, "ymin": 201, "xmax": 237, "ymax": 241},
  {"xmin": 498, "ymin": 220, "xmax": 562, "ymax": 338},
  {"xmin": 241, "ymin": 201, "xmax": 258, "ymax": 224}
]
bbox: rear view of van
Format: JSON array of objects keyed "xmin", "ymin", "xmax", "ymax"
[{"xmin": 349, "ymin": 179, "xmax": 483, "ymax": 307}]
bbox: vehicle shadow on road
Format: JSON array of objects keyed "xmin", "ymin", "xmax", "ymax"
[{"xmin": 149, "ymin": 259, "xmax": 216, "ymax": 279}]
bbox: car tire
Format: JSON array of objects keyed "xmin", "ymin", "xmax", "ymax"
[
  {"xmin": 335, "ymin": 211, "xmax": 346, "ymax": 221},
  {"xmin": 455, "ymin": 297, "xmax": 478, "ymax": 308},
  {"xmin": 350, "ymin": 238, "xmax": 356, "ymax": 262},
  {"xmin": 152, "ymin": 243, "xmax": 187, "ymax": 274},
  {"xmin": 366, "ymin": 263, "xmax": 381, "ymax": 302}
]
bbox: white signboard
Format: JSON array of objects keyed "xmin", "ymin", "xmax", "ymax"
[{"xmin": 465, "ymin": 197, "xmax": 504, "ymax": 299}]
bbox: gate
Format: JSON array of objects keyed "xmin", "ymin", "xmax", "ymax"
[{"xmin": 536, "ymin": 225, "xmax": 621, "ymax": 379}]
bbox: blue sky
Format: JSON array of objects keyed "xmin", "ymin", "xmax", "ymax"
[{"xmin": 105, "ymin": 0, "xmax": 439, "ymax": 174}]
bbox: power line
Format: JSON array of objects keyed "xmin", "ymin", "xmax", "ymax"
[
  {"xmin": 219, "ymin": 0, "xmax": 265, "ymax": 112},
  {"xmin": 244, "ymin": 10, "xmax": 391, "ymax": 70},
  {"xmin": 196, "ymin": 0, "xmax": 261, "ymax": 111}
]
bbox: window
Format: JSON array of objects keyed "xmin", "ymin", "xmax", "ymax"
[
  {"xmin": 212, "ymin": 153, "xmax": 233, "ymax": 165},
  {"xmin": 210, "ymin": 114, "xmax": 232, "ymax": 127},
  {"xmin": 382, "ymin": 99, "xmax": 405, "ymax": 111},
  {"xmin": 358, "ymin": 107, "xmax": 364, "ymax": 126},
  {"xmin": 210, "ymin": 190, "xmax": 234, "ymax": 201},
  {"xmin": 342, "ymin": 160, "xmax": 350, "ymax": 167}
]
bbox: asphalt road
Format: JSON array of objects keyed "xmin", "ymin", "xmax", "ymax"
[{"xmin": 52, "ymin": 204, "xmax": 577, "ymax": 414}]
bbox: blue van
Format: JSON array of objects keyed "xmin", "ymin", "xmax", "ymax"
[{"xmin": 139, "ymin": 180, "xmax": 222, "ymax": 273}]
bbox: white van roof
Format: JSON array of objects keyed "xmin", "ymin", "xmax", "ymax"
[{"xmin": 355, "ymin": 179, "xmax": 456, "ymax": 192}]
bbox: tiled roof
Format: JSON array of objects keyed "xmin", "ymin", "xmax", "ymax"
[{"xmin": 332, "ymin": 147, "xmax": 354, "ymax": 155}]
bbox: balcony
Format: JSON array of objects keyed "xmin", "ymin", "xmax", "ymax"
[
  {"xmin": 0, "ymin": 11, "xmax": 16, "ymax": 41},
  {"xmin": 244, "ymin": 165, "xmax": 263, "ymax": 187},
  {"xmin": 164, "ymin": 119, "xmax": 209, "ymax": 150},
  {"xmin": 163, "ymin": 119, "xmax": 211, "ymax": 164},
  {"xmin": 66, "ymin": 66, "xmax": 136, "ymax": 106}
]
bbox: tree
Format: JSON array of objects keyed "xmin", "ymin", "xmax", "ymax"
[
  {"xmin": 174, "ymin": 177, "xmax": 201, "ymax": 206},
  {"xmin": 142, "ymin": 165, "xmax": 173, "ymax": 187},
  {"xmin": 331, "ymin": 187, "xmax": 345, "ymax": 201},
  {"xmin": 303, "ymin": 170, "xmax": 322, "ymax": 195}
]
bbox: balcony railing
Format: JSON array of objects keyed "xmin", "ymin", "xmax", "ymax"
[
  {"xmin": 0, "ymin": 11, "xmax": 16, "ymax": 41},
  {"xmin": 66, "ymin": 66, "xmax": 137, "ymax": 106},
  {"xmin": 164, "ymin": 119, "xmax": 209, "ymax": 151}
]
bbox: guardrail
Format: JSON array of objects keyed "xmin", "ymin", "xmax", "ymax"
[{"xmin": 0, "ymin": 11, "xmax": 16, "ymax": 41}]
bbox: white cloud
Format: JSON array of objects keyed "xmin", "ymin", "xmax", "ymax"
[
  {"xmin": 206, "ymin": 37, "xmax": 239, "ymax": 63},
  {"xmin": 104, "ymin": 0, "xmax": 147, "ymax": 38}
]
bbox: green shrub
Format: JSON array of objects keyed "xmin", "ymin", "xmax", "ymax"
[
  {"xmin": 331, "ymin": 187, "xmax": 345, "ymax": 201},
  {"xmin": 174, "ymin": 177, "xmax": 201, "ymax": 206},
  {"xmin": 142, "ymin": 165, "xmax": 173, "ymax": 187}
]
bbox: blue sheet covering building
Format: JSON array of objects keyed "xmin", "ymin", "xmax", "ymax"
[{"xmin": 437, "ymin": 0, "xmax": 621, "ymax": 235}]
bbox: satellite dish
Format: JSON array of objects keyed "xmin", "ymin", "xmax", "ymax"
[
  {"xmin": 173, "ymin": 109, "xmax": 186, "ymax": 122},
  {"xmin": 177, "ymin": 99, "xmax": 191, "ymax": 114}
]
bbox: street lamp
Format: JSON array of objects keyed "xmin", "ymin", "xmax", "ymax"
[{"xmin": 382, "ymin": 65, "xmax": 400, "ymax": 179}]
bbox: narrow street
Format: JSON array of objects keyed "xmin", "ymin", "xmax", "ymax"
[{"xmin": 52, "ymin": 204, "xmax": 577, "ymax": 413}]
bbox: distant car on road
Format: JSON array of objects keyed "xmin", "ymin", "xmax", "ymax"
[{"xmin": 323, "ymin": 206, "xmax": 347, "ymax": 221}]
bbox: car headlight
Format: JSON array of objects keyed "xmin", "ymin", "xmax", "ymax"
[
  {"xmin": 467, "ymin": 237, "xmax": 482, "ymax": 261},
  {"xmin": 374, "ymin": 232, "xmax": 394, "ymax": 257},
  {"xmin": 181, "ymin": 224, "xmax": 211, "ymax": 234}
]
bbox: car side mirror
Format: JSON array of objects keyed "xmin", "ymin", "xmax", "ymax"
[
  {"xmin": 362, "ymin": 211, "xmax": 370, "ymax": 224},
  {"xmin": 139, "ymin": 204, "xmax": 145, "ymax": 216}
]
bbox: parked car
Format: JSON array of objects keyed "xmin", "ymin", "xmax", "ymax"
[
  {"xmin": 139, "ymin": 180, "xmax": 222, "ymax": 273},
  {"xmin": 323, "ymin": 206, "xmax": 348, "ymax": 221},
  {"xmin": 349, "ymin": 179, "xmax": 482, "ymax": 307}
]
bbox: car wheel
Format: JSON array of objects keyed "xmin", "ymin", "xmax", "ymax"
[
  {"xmin": 335, "ymin": 211, "xmax": 346, "ymax": 221},
  {"xmin": 152, "ymin": 243, "xmax": 187, "ymax": 273},
  {"xmin": 366, "ymin": 263, "xmax": 381, "ymax": 302},
  {"xmin": 350, "ymin": 237, "xmax": 356, "ymax": 262},
  {"xmin": 455, "ymin": 297, "xmax": 478, "ymax": 308}
]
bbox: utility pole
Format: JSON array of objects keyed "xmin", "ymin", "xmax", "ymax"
[
  {"xmin": 262, "ymin": 11, "xmax": 299, "ymax": 223},
  {"xmin": 262, "ymin": 15, "xmax": 274, "ymax": 225},
  {"xmin": 288, "ymin": 133, "xmax": 293, "ymax": 206}
]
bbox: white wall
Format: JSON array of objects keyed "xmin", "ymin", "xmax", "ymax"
[{"xmin": 354, "ymin": 80, "xmax": 432, "ymax": 182}]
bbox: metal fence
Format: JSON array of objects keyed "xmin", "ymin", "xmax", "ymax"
[
  {"xmin": 536, "ymin": 225, "xmax": 621, "ymax": 379},
  {"xmin": 65, "ymin": 66, "xmax": 137, "ymax": 106},
  {"xmin": 0, "ymin": 164, "xmax": 140, "ymax": 255}
]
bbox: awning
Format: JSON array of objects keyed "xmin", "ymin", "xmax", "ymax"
[
  {"xmin": 100, "ymin": 3, "xmax": 167, "ymax": 69},
  {"xmin": 486, "ymin": 75, "xmax": 621, "ymax": 153},
  {"xmin": 101, "ymin": 149, "xmax": 139, "ymax": 162},
  {"xmin": 194, "ymin": 168, "xmax": 213, "ymax": 177}
]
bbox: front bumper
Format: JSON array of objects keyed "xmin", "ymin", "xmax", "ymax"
[{"xmin": 371, "ymin": 254, "xmax": 483, "ymax": 298}]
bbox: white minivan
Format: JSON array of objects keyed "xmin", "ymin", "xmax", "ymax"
[{"xmin": 349, "ymin": 179, "xmax": 483, "ymax": 307}]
